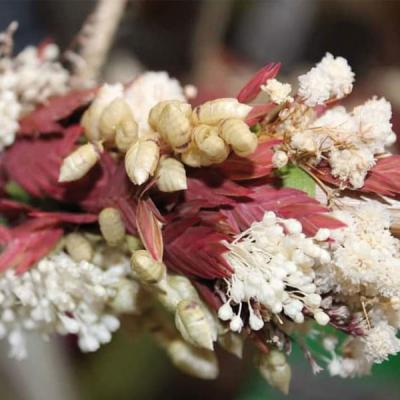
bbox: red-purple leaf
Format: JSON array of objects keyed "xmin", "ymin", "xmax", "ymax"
[
  {"xmin": 245, "ymin": 102, "xmax": 276, "ymax": 126},
  {"xmin": 237, "ymin": 63, "xmax": 281, "ymax": 103},
  {"xmin": 19, "ymin": 88, "xmax": 97, "ymax": 135},
  {"xmin": 136, "ymin": 198, "xmax": 164, "ymax": 261},
  {"xmin": 28, "ymin": 211, "xmax": 97, "ymax": 224}
]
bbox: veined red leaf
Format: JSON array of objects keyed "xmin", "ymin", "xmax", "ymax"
[
  {"xmin": 216, "ymin": 139, "xmax": 281, "ymax": 181},
  {"xmin": 19, "ymin": 88, "xmax": 97, "ymax": 135},
  {"xmin": 237, "ymin": 63, "xmax": 281, "ymax": 103},
  {"xmin": 0, "ymin": 198, "xmax": 35, "ymax": 217},
  {"xmin": 28, "ymin": 211, "xmax": 97, "ymax": 224},
  {"xmin": 245, "ymin": 102, "xmax": 276, "ymax": 126},
  {"xmin": 136, "ymin": 198, "xmax": 163, "ymax": 261}
]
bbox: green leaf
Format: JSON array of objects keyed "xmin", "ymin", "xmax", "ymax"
[
  {"xmin": 278, "ymin": 164, "xmax": 316, "ymax": 197},
  {"xmin": 5, "ymin": 181, "xmax": 32, "ymax": 204}
]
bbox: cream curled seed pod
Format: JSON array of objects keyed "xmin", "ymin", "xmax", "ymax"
[
  {"xmin": 99, "ymin": 98, "xmax": 139, "ymax": 148},
  {"xmin": 192, "ymin": 125, "xmax": 229, "ymax": 163},
  {"xmin": 180, "ymin": 142, "xmax": 213, "ymax": 168},
  {"xmin": 81, "ymin": 83, "xmax": 125, "ymax": 142},
  {"xmin": 259, "ymin": 350, "xmax": 292, "ymax": 395},
  {"xmin": 217, "ymin": 331, "xmax": 244, "ymax": 359},
  {"xmin": 175, "ymin": 299, "xmax": 215, "ymax": 350},
  {"xmin": 58, "ymin": 142, "xmax": 103, "ymax": 183},
  {"xmin": 131, "ymin": 249, "xmax": 165, "ymax": 284},
  {"xmin": 125, "ymin": 139, "xmax": 160, "ymax": 185},
  {"xmin": 125, "ymin": 235, "xmax": 143, "ymax": 252},
  {"xmin": 148, "ymin": 100, "xmax": 192, "ymax": 131},
  {"xmin": 156, "ymin": 157, "xmax": 187, "ymax": 192},
  {"xmin": 64, "ymin": 233, "xmax": 93, "ymax": 262},
  {"xmin": 157, "ymin": 104, "xmax": 192, "ymax": 152},
  {"xmin": 219, "ymin": 118, "xmax": 258, "ymax": 157},
  {"xmin": 98, "ymin": 207, "xmax": 126, "ymax": 246},
  {"xmin": 192, "ymin": 98, "xmax": 252, "ymax": 125},
  {"xmin": 167, "ymin": 339, "xmax": 219, "ymax": 380},
  {"xmin": 110, "ymin": 279, "xmax": 141, "ymax": 314}
]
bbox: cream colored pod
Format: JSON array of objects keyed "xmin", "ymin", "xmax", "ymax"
[
  {"xmin": 192, "ymin": 125, "xmax": 229, "ymax": 163},
  {"xmin": 156, "ymin": 156, "xmax": 187, "ymax": 192},
  {"xmin": 175, "ymin": 299, "xmax": 215, "ymax": 351},
  {"xmin": 130, "ymin": 249, "xmax": 165, "ymax": 284},
  {"xmin": 81, "ymin": 83, "xmax": 125, "ymax": 142},
  {"xmin": 58, "ymin": 142, "xmax": 103, "ymax": 182},
  {"xmin": 166, "ymin": 339, "xmax": 219, "ymax": 380},
  {"xmin": 259, "ymin": 350, "xmax": 292, "ymax": 395},
  {"xmin": 192, "ymin": 98, "xmax": 251, "ymax": 125},
  {"xmin": 148, "ymin": 100, "xmax": 192, "ymax": 131},
  {"xmin": 64, "ymin": 233, "xmax": 93, "ymax": 262},
  {"xmin": 125, "ymin": 139, "xmax": 160, "ymax": 185},
  {"xmin": 98, "ymin": 207, "xmax": 126, "ymax": 246},
  {"xmin": 99, "ymin": 98, "xmax": 139, "ymax": 151},
  {"xmin": 219, "ymin": 118, "xmax": 258, "ymax": 157}
]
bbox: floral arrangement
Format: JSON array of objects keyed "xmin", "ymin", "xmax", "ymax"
[{"xmin": 1, "ymin": 15, "xmax": 400, "ymax": 395}]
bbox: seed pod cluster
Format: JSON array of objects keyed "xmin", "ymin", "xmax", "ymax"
[
  {"xmin": 98, "ymin": 207, "xmax": 126, "ymax": 246},
  {"xmin": 148, "ymin": 98, "xmax": 257, "ymax": 169}
]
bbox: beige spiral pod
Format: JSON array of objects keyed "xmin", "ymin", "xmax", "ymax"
[
  {"xmin": 110, "ymin": 278, "xmax": 141, "ymax": 314},
  {"xmin": 131, "ymin": 249, "xmax": 166, "ymax": 284},
  {"xmin": 167, "ymin": 339, "xmax": 219, "ymax": 380},
  {"xmin": 259, "ymin": 350, "xmax": 292, "ymax": 395},
  {"xmin": 98, "ymin": 207, "xmax": 126, "ymax": 246},
  {"xmin": 148, "ymin": 100, "xmax": 192, "ymax": 131},
  {"xmin": 58, "ymin": 142, "xmax": 103, "ymax": 183},
  {"xmin": 192, "ymin": 98, "xmax": 252, "ymax": 126},
  {"xmin": 125, "ymin": 235, "xmax": 143, "ymax": 252},
  {"xmin": 180, "ymin": 142, "xmax": 213, "ymax": 168},
  {"xmin": 156, "ymin": 157, "xmax": 187, "ymax": 192},
  {"xmin": 219, "ymin": 118, "xmax": 258, "ymax": 157},
  {"xmin": 157, "ymin": 103, "xmax": 192, "ymax": 151},
  {"xmin": 64, "ymin": 233, "xmax": 93, "ymax": 262},
  {"xmin": 125, "ymin": 139, "xmax": 160, "ymax": 185},
  {"xmin": 175, "ymin": 299, "xmax": 215, "ymax": 350},
  {"xmin": 81, "ymin": 83, "xmax": 125, "ymax": 142},
  {"xmin": 99, "ymin": 98, "xmax": 139, "ymax": 147},
  {"xmin": 192, "ymin": 125, "xmax": 230, "ymax": 163},
  {"xmin": 217, "ymin": 331, "xmax": 244, "ymax": 359}
]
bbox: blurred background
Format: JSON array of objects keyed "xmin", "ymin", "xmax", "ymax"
[{"xmin": 1, "ymin": 0, "xmax": 400, "ymax": 399}]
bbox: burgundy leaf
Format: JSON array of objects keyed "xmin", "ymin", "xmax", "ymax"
[
  {"xmin": 28, "ymin": 211, "xmax": 97, "ymax": 224},
  {"xmin": 237, "ymin": 63, "xmax": 281, "ymax": 103},
  {"xmin": 19, "ymin": 88, "xmax": 97, "ymax": 135},
  {"xmin": 245, "ymin": 102, "xmax": 277, "ymax": 126}
]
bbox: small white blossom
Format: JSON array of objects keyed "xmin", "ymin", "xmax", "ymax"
[
  {"xmin": 261, "ymin": 79, "xmax": 293, "ymax": 105},
  {"xmin": 272, "ymin": 150, "xmax": 289, "ymax": 168},
  {"xmin": 298, "ymin": 53, "xmax": 354, "ymax": 106},
  {"xmin": 0, "ymin": 251, "xmax": 135, "ymax": 359},
  {"xmin": 218, "ymin": 212, "xmax": 330, "ymax": 332}
]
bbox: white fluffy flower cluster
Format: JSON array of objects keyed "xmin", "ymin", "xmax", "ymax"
[
  {"xmin": 0, "ymin": 251, "xmax": 135, "ymax": 359},
  {"xmin": 0, "ymin": 43, "xmax": 70, "ymax": 151},
  {"xmin": 323, "ymin": 202, "xmax": 400, "ymax": 298},
  {"xmin": 287, "ymin": 97, "xmax": 395, "ymax": 188},
  {"xmin": 298, "ymin": 53, "xmax": 354, "ymax": 106},
  {"xmin": 261, "ymin": 79, "xmax": 293, "ymax": 105},
  {"xmin": 124, "ymin": 71, "xmax": 186, "ymax": 135},
  {"xmin": 218, "ymin": 212, "xmax": 331, "ymax": 332}
]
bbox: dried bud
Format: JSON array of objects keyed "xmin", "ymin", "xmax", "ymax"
[
  {"xmin": 167, "ymin": 339, "xmax": 219, "ymax": 380},
  {"xmin": 149, "ymin": 100, "xmax": 192, "ymax": 131},
  {"xmin": 192, "ymin": 98, "xmax": 251, "ymax": 125},
  {"xmin": 219, "ymin": 118, "xmax": 258, "ymax": 157},
  {"xmin": 156, "ymin": 157, "xmax": 187, "ymax": 192},
  {"xmin": 272, "ymin": 150, "xmax": 289, "ymax": 169},
  {"xmin": 125, "ymin": 139, "xmax": 160, "ymax": 185},
  {"xmin": 157, "ymin": 103, "xmax": 192, "ymax": 151},
  {"xmin": 98, "ymin": 207, "xmax": 126, "ymax": 246},
  {"xmin": 192, "ymin": 125, "xmax": 229, "ymax": 163},
  {"xmin": 259, "ymin": 350, "xmax": 291, "ymax": 395},
  {"xmin": 110, "ymin": 278, "xmax": 141, "ymax": 314},
  {"xmin": 131, "ymin": 249, "xmax": 165, "ymax": 284},
  {"xmin": 97, "ymin": 98, "xmax": 138, "ymax": 150},
  {"xmin": 81, "ymin": 83, "xmax": 124, "ymax": 142},
  {"xmin": 175, "ymin": 299, "xmax": 215, "ymax": 350},
  {"xmin": 58, "ymin": 142, "xmax": 103, "ymax": 183},
  {"xmin": 64, "ymin": 233, "xmax": 93, "ymax": 262}
]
